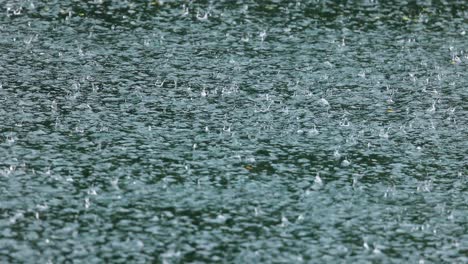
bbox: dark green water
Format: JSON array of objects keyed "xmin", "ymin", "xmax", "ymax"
[{"xmin": 1, "ymin": 0, "xmax": 467, "ymax": 263}]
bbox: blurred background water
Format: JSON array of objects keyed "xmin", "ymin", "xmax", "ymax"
[{"xmin": 0, "ymin": 0, "xmax": 467, "ymax": 263}]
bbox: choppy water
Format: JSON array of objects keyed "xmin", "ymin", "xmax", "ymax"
[{"xmin": 1, "ymin": 0, "xmax": 467, "ymax": 263}]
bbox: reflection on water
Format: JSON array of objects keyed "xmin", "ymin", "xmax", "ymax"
[{"xmin": 0, "ymin": 0, "xmax": 467, "ymax": 263}]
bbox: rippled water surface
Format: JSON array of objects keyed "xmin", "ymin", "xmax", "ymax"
[{"xmin": 1, "ymin": 0, "xmax": 467, "ymax": 263}]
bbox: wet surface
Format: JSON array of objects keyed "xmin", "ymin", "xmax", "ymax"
[{"xmin": 0, "ymin": 0, "xmax": 467, "ymax": 262}]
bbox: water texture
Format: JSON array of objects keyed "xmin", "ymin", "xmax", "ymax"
[{"xmin": 0, "ymin": 0, "xmax": 467, "ymax": 263}]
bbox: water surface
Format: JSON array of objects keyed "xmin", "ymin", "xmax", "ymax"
[{"xmin": 0, "ymin": 0, "xmax": 467, "ymax": 263}]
